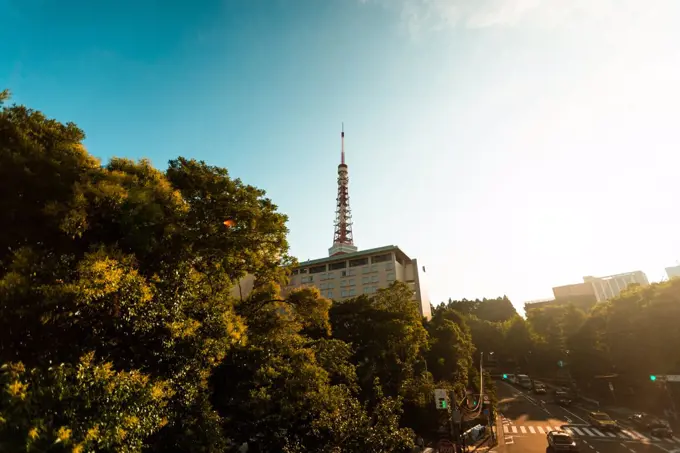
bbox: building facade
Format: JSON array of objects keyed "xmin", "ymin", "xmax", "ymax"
[
  {"xmin": 287, "ymin": 245, "xmax": 432, "ymax": 319},
  {"xmin": 552, "ymin": 282, "xmax": 597, "ymax": 300},
  {"xmin": 666, "ymin": 265, "xmax": 680, "ymax": 280},
  {"xmin": 583, "ymin": 271, "xmax": 649, "ymax": 302}
]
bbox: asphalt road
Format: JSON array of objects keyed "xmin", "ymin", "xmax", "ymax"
[{"xmin": 493, "ymin": 379, "xmax": 680, "ymax": 453}]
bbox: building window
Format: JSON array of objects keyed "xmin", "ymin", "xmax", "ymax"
[
  {"xmin": 372, "ymin": 253, "xmax": 392, "ymax": 264},
  {"xmin": 349, "ymin": 288, "xmax": 356, "ymax": 296},
  {"xmin": 349, "ymin": 279, "xmax": 355, "ymax": 286},
  {"xmin": 326, "ymin": 290, "xmax": 333, "ymax": 299},
  {"xmin": 301, "ymin": 275, "xmax": 313, "ymax": 283},
  {"xmin": 310, "ymin": 264, "xmax": 326, "ymax": 274},
  {"xmin": 387, "ymin": 272, "xmax": 395, "ymax": 282},
  {"xmin": 299, "ymin": 268, "xmax": 308, "ymax": 274},
  {"xmin": 319, "ymin": 283, "xmax": 327, "ymax": 290},
  {"xmin": 362, "ymin": 276, "xmax": 369, "ymax": 284},
  {"xmin": 327, "ymin": 272, "xmax": 334, "ymax": 279},
  {"xmin": 292, "ymin": 269, "xmax": 299, "ymax": 275},
  {"xmin": 347, "ymin": 269, "xmax": 356, "ymax": 276},
  {"xmin": 363, "ymin": 287, "xmax": 371, "ymax": 294},
  {"xmin": 341, "ymin": 270, "xmax": 347, "ymax": 277},
  {"xmin": 372, "ymin": 286, "xmax": 379, "ymax": 293},
  {"xmin": 327, "ymin": 282, "xmax": 334, "ymax": 289},
  {"xmin": 349, "ymin": 257, "xmax": 369, "ymax": 267},
  {"xmin": 341, "ymin": 290, "xmax": 348, "ymax": 298},
  {"xmin": 340, "ymin": 280, "xmax": 347, "ymax": 287},
  {"xmin": 371, "ymin": 265, "xmax": 378, "ymax": 272},
  {"xmin": 362, "ymin": 266, "xmax": 371, "ymax": 274},
  {"xmin": 385, "ymin": 263, "xmax": 394, "ymax": 271},
  {"xmin": 330, "ymin": 261, "xmax": 347, "ymax": 270},
  {"xmin": 371, "ymin": 275, "xmax": 379, "ymax": 283}
]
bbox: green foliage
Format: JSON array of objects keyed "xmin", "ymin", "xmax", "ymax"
[
  {"xmin": 330, "ymin": 283, "xmax": 430, "ymax": 401},
  {"xmin": 0, "ymin": 355, "xmax": 172, "ymax": 452}
]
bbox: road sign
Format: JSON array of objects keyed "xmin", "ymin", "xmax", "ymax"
[
  {"xmin": 437, "ymin": 439, "xmax": 455, "ymax": 453},
  {"xmin": 667, "ymin": 375, "xmax": 680, "ymax": 382},
  {"xmin": 483, "ymin": 394, "xmax": 490, "ymax": 402}
]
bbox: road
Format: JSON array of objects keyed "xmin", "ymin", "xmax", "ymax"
[{"xmin": 494, "ymin": 379, "xmax": 680, "ymax": 453}]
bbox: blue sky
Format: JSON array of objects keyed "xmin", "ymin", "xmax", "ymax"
[{"xmin": 3, "ymin": 0, "xmax": 680, "ymax": 313}]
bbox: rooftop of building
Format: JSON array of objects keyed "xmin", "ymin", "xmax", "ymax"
[
  {"xmin": 296, "ymin": 244, "xmax": 413, "ymax": 269},
  {"xmin": 583, "ymin": 270, "xmax": 646, "ymax": 281}
]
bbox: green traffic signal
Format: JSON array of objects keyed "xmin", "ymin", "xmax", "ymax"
[
  {"xmin": 439, "ymin": 398, "xmax": 447, "ymax": 409},
  {"xmin": 503, "ymin": 374, "xmax": 508, "ymax": 379},
  {"xmin": 650, "ymin": 375, "xmax": 657, "ymax": 381}
]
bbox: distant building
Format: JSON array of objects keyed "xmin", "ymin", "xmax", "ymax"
[
  {"xmin": 552, "ymin": 282, "xmax": 597, "ymax": 301},
  {"xmin": 524, "ymin": 298, "xmax": 558, "ymax": 314},
  {"xmin": 583, "ymin": 271, "xmax": 649, "ymax": 302},
  {"xmin": 288, "ymin": 245, "xmax": 432, "ymax": 319},
  {"xmin": 666, "ymin": 265, "xmax": 680, "ymax": 280}
]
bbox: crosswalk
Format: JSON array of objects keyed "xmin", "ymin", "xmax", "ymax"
[{"xmin": 502, "ymin": 424, "xmax": 680, "ymax": 444}]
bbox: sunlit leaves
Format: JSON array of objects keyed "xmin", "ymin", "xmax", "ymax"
[{"xmin": 0, "ymin": 354, "xmax": 172, "ymax": 452}]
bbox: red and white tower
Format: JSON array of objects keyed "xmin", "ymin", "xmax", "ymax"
[{"xmin": 329, "ymin": 124, "xmax": 358, "ymax": 256}]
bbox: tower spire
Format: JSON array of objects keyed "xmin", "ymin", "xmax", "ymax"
[{"xmin": 329, "ymin": 124, "xmax": 358, "ymax": 257}]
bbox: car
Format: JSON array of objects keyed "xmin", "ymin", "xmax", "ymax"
[
  {"xmin": 547, "ymin": 430, "xmax": 579, "ymax": 452},
  {"xmin": 628, "ymin": 413, "xmax": 674, "ymax": 438},
  {"xmin": 588, "ymin": 411, "xmax": 620, "ymax": 431},
  {"xmin": 534, "ymin": 382, "xmax": 547, "ymax": 394},
  {"xmin": 554, "ymin": 390, "xmax": 572, "ymax": 406}
]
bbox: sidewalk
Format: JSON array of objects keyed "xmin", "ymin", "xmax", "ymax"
[{"xmin": 465, "ymin": 434, "xmax": 497, "ymax": 453}]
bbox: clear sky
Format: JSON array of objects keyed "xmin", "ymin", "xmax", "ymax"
[{"xmin": 2, "ymin": 0, "xmax": 680, "ymax": 314}]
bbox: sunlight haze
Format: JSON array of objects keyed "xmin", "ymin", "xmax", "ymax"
[{"xmin": 2, "ymin": 0, "xmax": 679, "ymax": 313}]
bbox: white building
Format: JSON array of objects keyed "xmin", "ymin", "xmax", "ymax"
[
  {"xmin": 666, "ymin": 265, "xmax": 680, "ymax": 280},
  {"xmin": 288, "ymin": 245, "xmax": 432, "ymax": 319},
  {"xmin": 583, "ymin": 271, "xmax": 649, "ymax": 302}
]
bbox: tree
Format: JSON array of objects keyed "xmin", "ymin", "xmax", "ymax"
[
  {"xmin": 329, "ymin": 283, "xmax": 430, "ymax": 402},
  {"xmin": 0, "ymin": 93, "xmax": 291, "ymax": 451},
  {"xmin": 0, "ymin": 355, "xmax": 173, "ymax": 453},
  {"xmin": 211, "ymin": 283, "xmax": 415, "ymax": 452}
]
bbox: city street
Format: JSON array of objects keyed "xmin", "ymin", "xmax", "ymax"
[{"xmin": 494, "ymin": 379, "xmax": 680, "ymax": 453}]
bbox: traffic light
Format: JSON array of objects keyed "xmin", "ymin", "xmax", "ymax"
[
  {"xmin": 650, "ymin": 375, "xmax": 657, "ymax": 382},
  {"xmin": 434, "ymin": 389, "xmax": 448, "ymax": 410},
  {"xmin": 503, "ymin": 374, "xmax": 508, "ymax": 379}
]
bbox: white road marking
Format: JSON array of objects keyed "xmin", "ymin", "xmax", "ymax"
[
  {"xmin": 560, "ymin": 406, "xmax": 589, "ymax": 424},
  {"xmin": 503, "ymin": 426, "xmax": 509, "ymax": 434},
  {"xmin": 538, "ymin": 426, "xmax": 545, "ymax": 434},
  {"xmin": 520, "ymin": 426, "xmax": 527, "ymax": 434},
  {"xmin": 511, "ymin": 426, "xmax": 517, "ymax": 433},
  {"xmin": 591, "ymin": 428, "xmax": 606, "ymax": 437},
  {"xmin": 529, "ymin": 426, "xmax": 536, "ymax": 434},
  {"xmin": 571, "ymin": 427, "xmax": 584, "ymax": 436},
  {"xmin": 623, "ymin": 430, "xmax": 639, "ymax": 440},
  {"xmin": 566, "ymin": 416, "xmax": 573, "ymax": 423},
  {"xmin": 606, "ymin": 432, "xmax": 617, "ymax": 438},
  {"xmin": 582, "ymin": 428, "xmax": 596, "ymax": 436}
]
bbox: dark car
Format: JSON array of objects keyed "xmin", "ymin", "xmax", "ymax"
[
  {"xmin": 547, "ymin": 430, "xmax": 578, "ymax": 452},
  {"xmin": 554, "ymin": 390, "xmax": 571, "ymax": 406},
  {"xmin": 628, "ymin": 413, "xmax": 673, "ymax": 438},
  {"xmin": 534, "ymin": 382, "xmax": 547, "ymax": 394},
  {"xmin": 588, "ymin": 411, "xmax": 620, "ymax": 432}
]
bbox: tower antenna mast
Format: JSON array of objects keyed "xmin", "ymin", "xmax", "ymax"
[{"xmin": 329, "ymin": 123, "xmax": 358, "ymax": 256}]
